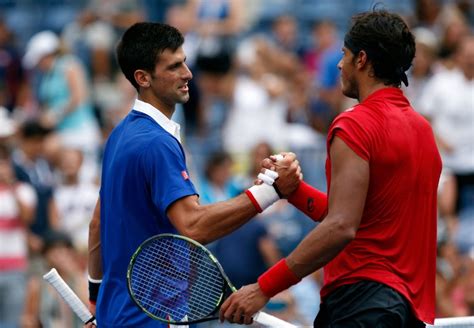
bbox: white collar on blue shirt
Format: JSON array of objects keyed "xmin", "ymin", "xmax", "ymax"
[{"xmin": 132, "ymin": 98, "xmax": 181, "ymax": 142}]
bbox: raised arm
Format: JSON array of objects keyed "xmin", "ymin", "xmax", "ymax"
[
  {"xmin": 167, "ymin": 154, "xmax": 301, "ymax": 245},
  {"xmin": 219, "ymin": 136, "xmax": 369, "ymax": 324}
]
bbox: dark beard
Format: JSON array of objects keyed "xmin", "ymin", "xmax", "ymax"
[{"xmin": 342, "ymin": 76, "xmax": 359, "ymax": 100}]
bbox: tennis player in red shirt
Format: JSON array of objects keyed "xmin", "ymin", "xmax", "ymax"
[{"xmin": 220, "ymin": 10, "xmax": 442, "ymax": 327}]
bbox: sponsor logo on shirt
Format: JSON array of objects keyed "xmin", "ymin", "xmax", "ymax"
[{"xmin": 181, "ymin": 170, "xmax": 189, "ymax": 180}]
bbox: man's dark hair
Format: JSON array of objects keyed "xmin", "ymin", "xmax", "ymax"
[
  {"xmin": 196, "ymin": 49, "xmax": 233, "ymax": 75},
  {"xmin": 20, "ymin": 120, "xmax": 52, "ymax": 139},
  {"xmin": 204, "ymin": 151, "xmax": 232, "ymax": 180},
  {"xmin": 344, "ymin": 10, "xmax": 416, "ymax": 87},
  {"xmin": 116, "ymin": 22, "xmax": 185, "ymax": 91}
]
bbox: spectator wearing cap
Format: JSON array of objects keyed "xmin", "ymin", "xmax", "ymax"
[{"xmin": 23, "ymin": 30, "xmax": 101, "ymax": 178}]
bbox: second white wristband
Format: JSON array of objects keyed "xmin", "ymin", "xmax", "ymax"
[{"xmin": 247, "ymin": 183, "xmax": 280, "ymax": 212}]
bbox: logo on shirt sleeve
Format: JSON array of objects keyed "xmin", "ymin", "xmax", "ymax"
[{"xmin": 181, "ymin": 170, "xmax": 189, "ymax": 180}]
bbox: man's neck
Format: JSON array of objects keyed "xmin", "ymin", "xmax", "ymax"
[
  {"xmin": 138, "ymin": 95, "xmax": 174, "ymax": 119},
  {"xmin": 358, "ymin": 79, "xmax": 392, "ymax": 103}
]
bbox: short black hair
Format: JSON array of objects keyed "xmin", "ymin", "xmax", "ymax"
[
  {"xmin": 116, "ymin": 22, "xmax": 185, "ymax": 91},
  {"xmin": 42, "ymin": 230, "xmax": 74, "ymax": 255},
  {"xmin": 195, "ymin": 50, "xmax": 233, "ymax": 75},
  {"xmin": 20, "ymin": 120, "xmax": 52, "ymax": 139},
  {"xmin": 204, "ymin": 151, "xmax": 232, "ymax": 180},
  {"xmin": 344, "ymin": 10, "xmax": 416, "ymax": 87}
]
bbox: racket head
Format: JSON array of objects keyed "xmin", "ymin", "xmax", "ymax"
[{"xmin": 127, "ymin": 233, "xmax": 234, "ymax": 324}]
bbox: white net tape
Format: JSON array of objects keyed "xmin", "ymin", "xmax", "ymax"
[{"xmin": 427, "ymin": 316, "xmax": 474, "ymax": 327}]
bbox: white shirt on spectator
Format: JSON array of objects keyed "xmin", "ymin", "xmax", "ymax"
[
  {"xmin": 418, "ymin": 68, "xmax": 474, "ymax": 173},
  {"xmin": 0, "ymin": 183, "xmax": 37, "ymax": 271},
  {"xmin": 53, "ymin": 183, "xmax": 99, "ymax": 252}
]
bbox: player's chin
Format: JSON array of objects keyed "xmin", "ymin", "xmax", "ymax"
[
  {"xmin": 341, "ymin": 82, "xmax": 357, "ymax": 99},
  {"xmin": 177, "ymin": 93, "xmax": 190, "ymax": 104}
]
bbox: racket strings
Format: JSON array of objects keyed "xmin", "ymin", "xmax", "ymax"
[{"xmin": 130, "ymin": 237, "xmax": 225, "ymax": 322}]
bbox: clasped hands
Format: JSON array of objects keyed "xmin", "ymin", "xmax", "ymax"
[
  {"xmin": 219, "ymin": 152, "xmax": 302, "ymax": 325},
  {"xmin": 257, "ymin": 152, "xmax": 303, "ymax": 199}
]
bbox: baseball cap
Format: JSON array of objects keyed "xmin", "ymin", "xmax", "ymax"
[{"xmin": 23, "ymin": 31, "xmax": 60, "ymax": 69}]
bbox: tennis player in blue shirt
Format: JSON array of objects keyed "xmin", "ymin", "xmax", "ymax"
[{"xmin": 85, "ymin": 23, "xmax": 301, "ymax": 328}]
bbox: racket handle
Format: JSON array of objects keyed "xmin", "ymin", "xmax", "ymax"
[
  {"xmin": 253, "ymin": 311, "xmax": 297, "ymax": 328},
  {"xmin": 43, "ymin": 268, "xmax": 97, "ymax": 325}
]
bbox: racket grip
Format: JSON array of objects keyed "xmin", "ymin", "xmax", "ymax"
[
  {"xmin": 253, "ymin": 311, "xmax": 297, "ymax": 328},
  {"xmin": 43, "ymin": 268, "xmax": 97, "ymax": 325}
]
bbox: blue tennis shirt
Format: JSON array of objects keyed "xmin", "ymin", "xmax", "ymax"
[{"xmin": 97, "ymin": 99, "xmax": 197, "ymax": 327}]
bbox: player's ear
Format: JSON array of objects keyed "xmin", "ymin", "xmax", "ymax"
[
  {"xmin": 356, "ymin": 50, "xmax": 368, "ymax": 70},
  {"xmin": 134, "ymin": 70, "xmax": 151, "ymax": 88}
]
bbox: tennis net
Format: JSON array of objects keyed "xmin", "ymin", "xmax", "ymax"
[{"xmin": 427, "ymin": 316, "xmax": 474, "ymax": 327}]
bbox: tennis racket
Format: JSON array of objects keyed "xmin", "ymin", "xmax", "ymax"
[
  {"xmin": 43, "ymin": 268, "xmax": 97, "ymax": 325},
  {"xmin": 127, "ymin": 233, "xmax": 296, "ymax": 327}
]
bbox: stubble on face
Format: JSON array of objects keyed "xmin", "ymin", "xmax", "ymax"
[
  {"xmin": 339, "ymin": 48, "xmax": 359, "ymax": 100},
  {"xmin": 342, "ymin": 74, "xmax": 359, "ymax": 100}
]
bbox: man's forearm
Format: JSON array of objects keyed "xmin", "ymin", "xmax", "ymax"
[
  {"xmin": 174, "ymin": 193, "xmax": 259, "ymax": 245},
  {"xmin": 88, "ymin": 200, "xmax": 102, "ymax": 279},
  {"xmin": 288, "ymin": 181, "xmax": 328, "ymax": 222}
]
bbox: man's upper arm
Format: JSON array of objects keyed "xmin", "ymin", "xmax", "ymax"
[
  {"xmin": 166, "ymin": 194, "xmax": 201, "ymax": 236},
  {"xmin": 327, "ymin": 135, "xmax": 369, "ymax": 234}
]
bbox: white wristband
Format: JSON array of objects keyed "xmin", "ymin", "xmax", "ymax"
[
  {"xmin": 258, "ymin": 172, "xmax": 275, "ymax": 185},
  {"xmin": 264, "ymin": 169, "xmax": 279, "ymax": 180},
  {"xmin": 246, "ymin": 183, "xmax": 280, "ymax": 212}
]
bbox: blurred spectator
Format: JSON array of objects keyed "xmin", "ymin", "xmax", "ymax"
[
  {"xmin": 21, "ymin": 231, "xmax": 87, "ymax": 328},
  {"xmin": 303, "ymin": 20, "xmax": 339, "ymax": 77},
  {"xmin": 460, "ymin": 257, "xmax": 474, "ymax": 315},
  {"xmin": 23, "ymin": 30, "xmax": 101, "ymax": 181},
  {"xmin": 415, "ymin": 0, "xmax": 443, "ymax": 29},
  {"xmin": 194, "ymin": 43, "xmax": 289, "ymax": 159},
  {"xmin": 418, "ymin": 34, "xmax": 474, "ymax": 255},
  {"xmin": 438, "ymin": 170, "xmax": 459, "ymax": 241},
  {"xmin": 198, "ymin": 151, "xmax": 281, "ymax": 290},
  {"xmin": 404, "ymin": 27, "xmax": 439, "ymax": 110},
  {"xmin": 436, "ymin": 239, "xmax": 465, "ymax": 317},
  {"xmin": 86, "ymin": 0, "xmax": 144, "ymax": 34},
  {"xmin": 268, "ymin": 14, "xmax": 303, "ymax": 57},
  {"xmin": 188, "ymin": 0, "xmax": 245, "ymax": 55},
  {"xmin": 12, "ymin": 120, "xmax": 56, "ymax": 256},
  {"xmin": 234, "ymin": 141, "xmax": 274, "ymax": 188},
  {"xmin": 0, "ymin": 106, "xmax": 17, "ymax": 141},
  {"xmin": 198, "ymin": 151, "xmax": 241, "ymax": 203},
  {"xmin": 0, "ymin": 143, "xmax": 37, "ymax": 328},
  {"xmin": 435, "ymin": 4, "xmax": 470, "ymax": 69},
  {"xmin": 305, "ymin": 20, "xmax": 343, "ymax": 134},
  {"xmin": 61, "ymin": 9, "xmax": 116, "ymax": 82},
  {"xmin": 0, "ymin": 18, "xmax": 25, "ymax": 113},
  {"xmin": 49, "ymin": 147, "xmax": 99, "ymax": 258}
]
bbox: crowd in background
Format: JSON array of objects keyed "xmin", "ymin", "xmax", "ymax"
[{"xmin": 0, "ymin": 0, "xmax": 473, "ymax": 327}]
